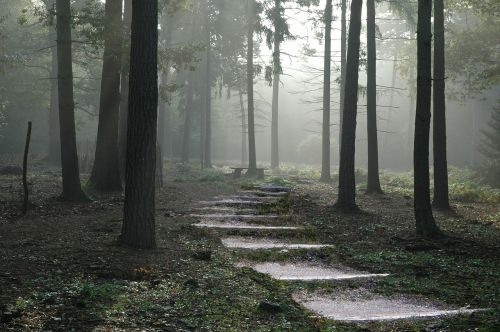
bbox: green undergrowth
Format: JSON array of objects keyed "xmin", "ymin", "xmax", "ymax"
[{"xmin": 378, "ymin": 168, "xmax": 500, "ymax": 204}]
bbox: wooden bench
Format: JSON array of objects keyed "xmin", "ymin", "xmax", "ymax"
[{"xmin": 230, "ymin": 167, "xmax": 266, "ymax": 179}]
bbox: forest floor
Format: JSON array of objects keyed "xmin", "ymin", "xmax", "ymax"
[{"xmin": 0, "ymin": 161, "xmax": 499, "ymax": 331}]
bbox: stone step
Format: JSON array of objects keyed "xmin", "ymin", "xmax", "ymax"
[
  {"xmin": 193, "ymin": 221, "xmax": 303, "ymax": 231},
  {"xmin": 293, "ymin": 291, "xmax": 483, "ymax": 322},
  {"xmin": 253, "ymin": 185, "xmax": 291, "ymax": 193},
  {"xmin": 241, "ymin": 190, "xmax": 289, "ymax": 197},
  {"xmin": 238, "ymin": 262, "xmax": 388, "ymax": 281},
  {"xmin": 199, "ymin": 199, "xmax": 265, "ymax": 207},
  {"xmin": 215, "ymin": 195, "xmax": 279, "ymax": 202},
  {"xmin": 221, "ymin": 237, "xmax": 333, "ymax": 250},
  {"xmin": 190, "ymin": 214, "xmax": 281, "ymax": 220}
]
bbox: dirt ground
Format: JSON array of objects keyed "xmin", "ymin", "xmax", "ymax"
[{"xmin": 0, "ymin": 163, "xmax": 499, "ymax": 331}]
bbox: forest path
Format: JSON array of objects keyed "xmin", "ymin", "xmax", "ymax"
[{"xmin": 191, "ymin": 184, "xmax": 483, "ymax": 324}]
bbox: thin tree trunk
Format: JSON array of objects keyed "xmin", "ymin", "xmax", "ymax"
[
  {"xmin": 90, "ymin": 0, "xmax": 123, "ymax": 191},
  {"xmin": 182, "ymin": 75, "xmax": 194, "ymax": 163},
  {"xmin": 47, "ymin": 1, "xmax": 60, "ymax": 164},
  {"xmin": 270, "ymin": 0, "xmax": 281, "ymax": 170},
  {"xmin": 321, "ymin": 0, "xmax": 332, "ymax": 182},
  {"xmin": 55, "ymin": 0, "xmax": 87, "ymax": 202},
  {"xmin": 339, "ymin": 0, "xmax": 347, "ymax": 147},
  {"xmin": 432, "ymin": 0, "xmax": 449, "ymax": 209},
  {"xmin": 336, "ymin": 0, "xmax": 363, "ymax": 210},
  {"xmin": 22, "ymin": 121, "xmax": 32, "ymax": 214},
  {"xmin": 383, "ymin": 56, "xmax": 397, "ymax": 149},
  {"xmin": 118, "ymin": 0, "xmax": 132, "ymax": 182},
  {"xmin": 203, "ymin": 6, "xmax": 212, "ymax": 169},
  {"xmin": 121, "ymin": 0, "xmax": 158, "ymax": 249},
  {"xmin": 366, "ymin": 0, "xmax": 382, "ymax": 194},
  {"xmin": 239, "ymin": 89, "xmax": 247, "ymax": 165},
  {"xmin": 246, "ymin": 0, "xmax": 257, "ymax": 175},
  {"xmin": 414, "ymin": 0, "xmax": 443, "ymax": 238}
]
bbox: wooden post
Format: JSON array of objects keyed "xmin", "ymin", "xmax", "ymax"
[{"xmin": 23, "ymin": 121, "xmax": 32, "ymax": 214}]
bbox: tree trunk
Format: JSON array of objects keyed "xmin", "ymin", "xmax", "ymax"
[
  {"xmin": 121, "ymin": 0, "xmax": 158, "ymax": 249},
  {"xmin": 246, "ymin": 0, "xmax": 257, "ymax": 175},
  {"xmin": 270, "ymin": 0, "xmax": 281, "ymax": 170},
  {"xmin": 182, "ymin": 75, "xmax": 194, "ymax": 163},
  {"xmin": 55, "ymin": 0, "xmax": 87, "ymax": 202},
  {"xmin": 432, "ymin": 0, "xmax": 449, "ymax": 209},
  {"xmin": 414, "ymin": 0, "xmax": 443, "ymax": 238},
  {"xmin": 339, "ymin": 0, "xmax": 347, "ymax": 147},
  {"xmin": 336, "ymin": 0, "xmax": 363, "ymax": 210},
  {"xmin": 320, "ymin": 0, "xmax": 332, "ymax": 182},
  {"xmin": 203, "ymin": 6, "xmax": 212, "ymax": 169},
  {"xmin": 118, "ymin": 0, "xmax": 132, "ymax": 182},
  {"xmin": 90, "ymin": 0, "xmax": 123, "ymax": 191},
  {"xmin": 157, "ymin": 72, "xmax": 168, "ymax": 188},
  {"xmin": 47, "ymin": 1, "xmax": 60, "ymax": 165},
  {"xmin": 239, "ymin": 89, "xmax": 247, "ymax": 165},
  {"xmin": 366, "ymin": 0, "xmax": 382, "ymax": 194}
]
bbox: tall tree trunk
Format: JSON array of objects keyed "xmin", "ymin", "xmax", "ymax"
[
  {"xmin": 383, "ymin": 56, "xmax": 397, "ymax": 149},
  {"xmin": 47, "ymin": 0, "xmax": 60, "ymax": 164},
  {"xmin": 157, "ymin": 72, "xmax": 168, "ymax": 188},
  {"xmin": 246, "ymin": 0, "xmax": 257, "ymax": 175},
  {"xmin": 90, "ymin": 0, "xmax": 123, "ymax": 191},
  {"xmin": 182, "ymin": 75, "xmax": 194, "ymax": 163},
  {"xmin": 239, "ymin": 89, "xmax": 247, "ymax": 165},
  {"xmin": 321, "ymin": 0, "xmax": 332, "ymax": 182},
  {"xmin": 414, "ymin": 0, "xmax": 443, "ymax": 238},
  {"xmin": 203, "ymin": 8, "xmax": 212, "ymax": 169},
  {"xmin": 121, "ymin": 0, "xmax": 158, "ymax": 249},
  {"xmin": 270, "ymin": 0, "xmax": 281, "ymax": 170},
  {"xmin": 366, "ymin": 0, "xmax": 382, "ymax": 194},
  {"xmin": 118, "ymin": 0, "xmax": 132, "ymax": 182},
  {"xmin": 339, "ymin": 0, "xmax": 347, "ymax": 147},
  {"xmin": 336, "ymin": 0, "xmax": 363, "ymax": 210},
  {"xmin": 432, "ymin": 0, "xmax": 449, "ymax": 209},
  {"xmin": 160, "ymin": 14, "xmax": 174, "ymax": 160},
  {"xmin": 55, "ymin": 0, "xmax": 87, "ymax": 201}
]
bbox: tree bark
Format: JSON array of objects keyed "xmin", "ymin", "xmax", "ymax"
[
  {"xmin": 47, "ymin": 0, "xmax": 60, "ymax": 164},
  {"xmin": 270, "ymin": 0, "xmax": 281, "ymax": 170},
  {"xmin": 118, "ymin": 0, "xmax": 132, "ymax": 182},
  {"xmin": 22, "ymin": 121, "xmax": 32, "ymax": 214},
  {"xmin": 432, "ymin": 0, "xmax": 449, "ymax": 209},
  {"xmin": 339, "ymin": 0, "xmax": 347, "ymax": 147},
  {"xmin": 414, "ymin": 0, "xmax": 443, "ymax": 238},
  {"xmin": 320, "ymin": 0, "xmax": 332, "ymax": 182},
  {"xmin": 239, "ymin": 89, "xmax": 248, "ymax": 165},
  {"xmin": 121, "ymin": 0, "xmax": 158, "ymax": 249},
  {"xmin": 182, "ymin": 75, "xmax": 194, "ymax": 163},
  {"xmin": 203, "ymin": 4, "xmax": 212, "ymax": 169},
  {"xmin": 366, "ymin": 0, "xmax": 383, "ymax": 194},
  {"xmin": 90, "ymin": 0, "xmax": 123, "ymax": 191},
  {"xmin": 336, "ymin": 0, "xmax": 363, "ymax": 210},
  {"xmin": 55, "ymin": 0, "xmax": 87, "ymax": 202},
  {"xmin": 246, "ymin": 0, "xmax": 257, "ymax": 175}
]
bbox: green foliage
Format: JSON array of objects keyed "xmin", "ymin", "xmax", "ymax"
[
  {"xmin": 480, "ymin": 101, "xmax": 500, "ymax": 160},
  {"xmin": 380, "ymin": 168, "xmax": 500, "ymax": 204},
  {"xmin": 80, "ymin": 282, "xmax": 120, "ymax": 302}
]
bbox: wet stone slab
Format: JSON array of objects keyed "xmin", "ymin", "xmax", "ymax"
[
  {"xmin": 254, "ymin": 185, "xmax": 291, "ymax": 193},
  {"xmin": 221, "ymin": 237, "xmax": 333, "ymax": 250},
  {"xmin": 199, "ymin": 199, "xmax": 265, "ymax": 207},
  {"xmin": 241, "ymin": 190, "xmax": 289, "ymax": 197},
  {"xmin": 237, "ymin": 262, "xmax": 389, "ymax": 281},
  {"xmin": 194, "ymin": 206, "xmax": 259, "ymax": 214},
  {"xmin": 293, "ymin": 291, "xmax": 481, "ymax": 322},
  {"xmin": 214, "ymin": 195, "xmax": 279, "ymax": 202},
  {"xmin": 193, "ymin": 221, "xmax": 303, "ymax": 231},
  {"xmin": 189, "ymin": 214, "xmax": 280, "ymax": 220}
]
